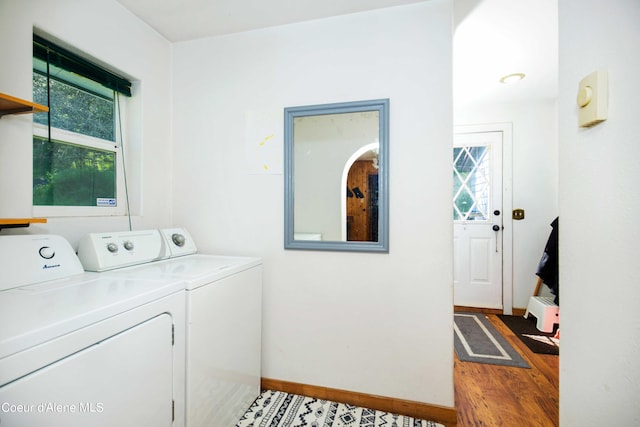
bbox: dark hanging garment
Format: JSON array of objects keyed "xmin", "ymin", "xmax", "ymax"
[{"xmin": 536, "ymin": 217, "xmax": 559, "ymax": 304}]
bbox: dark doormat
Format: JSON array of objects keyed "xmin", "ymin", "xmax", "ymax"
[
  {"xmin": 497, "ymin": 315, "xmax": 559, "ymax": 356},
  {"xmin": 454, "ymin": 312, "xmax": 530, "ymax": 368}
]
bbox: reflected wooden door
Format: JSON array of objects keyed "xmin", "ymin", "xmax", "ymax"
[{"xmin": 347, "ymin": 160, "xmax": 378, "ymax": 241}]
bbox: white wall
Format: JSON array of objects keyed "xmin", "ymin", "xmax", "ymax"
[
  {"xmin": 455, "ymin": 99, "xmax": 559, "ymax": 308},
  {"xmin": 0, "ymin": 0, "xmax": 173, "ymax": 247},
  {"xmin": 558, "ymin": 0, "xmax": 640, "ymax": 425},
  {"xmin": 171, "ymin": 1, "xmax": 455, "ymax": 407}
]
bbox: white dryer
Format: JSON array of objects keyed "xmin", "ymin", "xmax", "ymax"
[
  {"xmin": 0, "ymin": 234, "xmax": 186, "ymax": 427},
  {"xmin": 77, "ymin": 228, "xmax": 262, "ymax": 427}
]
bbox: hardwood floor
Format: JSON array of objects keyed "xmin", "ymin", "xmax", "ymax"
[{"xmin": 454, "ymin": 313, "xmax": 559, "ymax": 427}]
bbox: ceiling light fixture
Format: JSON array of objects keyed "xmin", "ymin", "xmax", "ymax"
[{"xmin": 500, "ymin": 73, "xmax": 526, "ymax": 84}]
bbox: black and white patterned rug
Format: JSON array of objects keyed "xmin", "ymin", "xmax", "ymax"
[{"xmin": 236, "ymin": 390, "xmax": 444, "ymax": 427}]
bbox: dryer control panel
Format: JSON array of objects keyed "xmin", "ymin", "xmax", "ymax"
[{"xmin": 0, "ymin": 234, "xmax": 84, "ymax": 291}]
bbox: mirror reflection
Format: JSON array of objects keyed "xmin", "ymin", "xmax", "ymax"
[{"xmin": 284, "ymin": 99, "xmax": 389, "ymax": 252}]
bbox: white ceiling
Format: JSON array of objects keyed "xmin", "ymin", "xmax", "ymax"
[
  {"xmin": 115, "ymin": 0, "xmax": 428, "ymax": 42},
  {"xmin": 115, "ymin": 0, "xmax": 557, "ymax": 106},
  {"xmin": 453, "ymin": 0, "xmax": 558, "ymax": 106}
]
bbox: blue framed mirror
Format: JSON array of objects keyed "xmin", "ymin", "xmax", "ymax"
[{"xmin": 284, "ymin": 99, "xmax": 389, "ymax": 252}]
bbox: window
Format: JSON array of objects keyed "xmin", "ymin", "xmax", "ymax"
[
  {"xmin": 453, "ymin": 145, "xmax": 490, "ymax": 221},
  {"xmin": 32, "ymin": 35, "xmax": 132, "ymax": 216}
]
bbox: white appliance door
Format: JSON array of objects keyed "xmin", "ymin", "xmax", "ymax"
[{"xmin": 0, "ymin": 314, "xmax": 174, "ymax": 427}]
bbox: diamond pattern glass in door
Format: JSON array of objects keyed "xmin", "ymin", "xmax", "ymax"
[{"xmin": 453, "ymin": 145, "xmax": 490, "ymax": 222}]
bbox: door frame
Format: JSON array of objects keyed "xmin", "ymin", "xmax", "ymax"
[{"xmin": 454, "ymin": 122, "xmax": 513, "ymax": 314}]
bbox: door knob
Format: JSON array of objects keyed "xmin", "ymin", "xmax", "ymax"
[
  {"xmin": 494, "ymin": 210, "xmax": 501, "ymax": 216},
  {"xmin": 492, "ymin": 225, "xmax": 500, "ymax": 231}
]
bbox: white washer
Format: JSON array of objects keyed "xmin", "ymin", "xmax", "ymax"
[
  {"xmin": 0, "ymin": 234, "xmax": 186, "ymax": 427},
  {"xmin": 77, "ymin": 228, "xmax": 262, "ymax": 427}
]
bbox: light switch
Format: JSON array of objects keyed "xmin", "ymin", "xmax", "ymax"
[{"xmin": 577, "ymin": 70, "xmax": 608, "ymax": 127}]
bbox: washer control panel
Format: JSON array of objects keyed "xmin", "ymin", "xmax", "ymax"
[
  {"xmin": 77, "ymin": 228, "xmax": 198, "ymax": 272},
  {"xmin": 77, "ymin": 229, "xmax": 166, "ymax": 272},
  {"xmin": 159, "ymin": 228, "xmax": 197, "ymax": 258}
]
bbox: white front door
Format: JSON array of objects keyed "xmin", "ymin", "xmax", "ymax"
[{"xmin": 453, "ymin": 130, "xmax": 503, "ymax": 309}]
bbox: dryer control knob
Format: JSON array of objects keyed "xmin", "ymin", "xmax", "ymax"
[
  {"xmin": 39, "ymin": 246, "xmax": 55, "ymax": 259},
  {"xmin": 107, "ymin": 243, "xmax": 119, "ymax": 253},
  {"xmin": 172, "ymin": 233, "xmax": 186, "ymax": 247},
  {"xmin": 123, "ymin": 241, "xmax": 134, "ymax": 251}
]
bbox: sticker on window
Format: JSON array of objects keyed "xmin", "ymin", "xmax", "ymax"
[{"xmin": 97, "ymin": 198, "xmax": 117, "ymax": 207}]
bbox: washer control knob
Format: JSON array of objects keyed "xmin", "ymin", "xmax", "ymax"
[
  {"xmin": 107, "ymin": 243, "xmax": 119, "ymax": 253},
  {"xmin": 123, "ymin": 240, "xmax": 134, "ymax": 251},
  {"xmin": 39, "ymin": 246, "xmax": 55, "ymax": 259},
  {"xmin": 172, "ymin": 233, "xmax": 186, "ymax": 247}
]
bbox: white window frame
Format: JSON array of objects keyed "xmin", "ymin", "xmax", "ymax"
[{"xmin": 32, "ymin": 94, "xmax": 128, "ymax": 217}]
